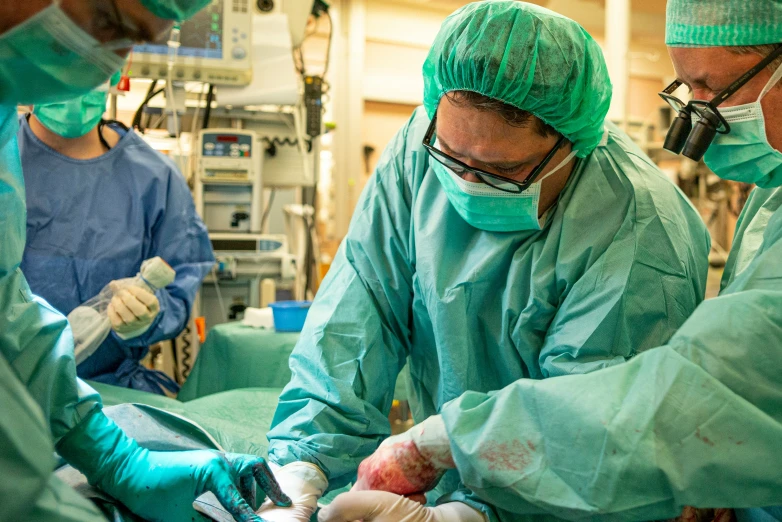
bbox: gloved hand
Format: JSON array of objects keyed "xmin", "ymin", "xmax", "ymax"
[
  {"xmin": 318, "ymin": 491, "xmax": 487, "ymax": 522},
  {"xmin": 108, "ymin": 283, "xmax": 160, "ymax": 339},
  {"xmin": 56, "ymin": 409, "xmax": 291, "ymax": 522},
  {"xmin": 353, "ymin": 415, "xmax": 455, "ymax": 496},
  {"xmin": 255, "ymin": 461, "xmax": 328, "ymax": 521}
]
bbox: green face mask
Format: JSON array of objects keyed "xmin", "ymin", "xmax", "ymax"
[
  {"xmin": 34, "ymin": 89, "xmax": 109, "ymax": 139},
  {"xmin": 703, "ymin": 65, "xmax": 782, "ymax": 188},
  {"xmin": 431, "ymin": 148, "xmax": 579, "ymax": 232},
  {"xmin": 0, "ymin": 1, "xmax": 126, "ymax": 105}
]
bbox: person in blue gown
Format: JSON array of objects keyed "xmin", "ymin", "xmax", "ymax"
[{"xmin": 18, "ymin": 80, "xmax": 214, "ymax": 394}]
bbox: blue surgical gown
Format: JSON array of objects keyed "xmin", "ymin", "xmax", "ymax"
[
  {"xmin": 0, "ymin": 105, "xmax": 109, "ymax": 521},
  {"xmin": 267, "ymin": 108, "xmax": 712, "ymax": 515},
  {"xmin": 18, "ymin": 116, "xmax": 214, "ymax": 394}
]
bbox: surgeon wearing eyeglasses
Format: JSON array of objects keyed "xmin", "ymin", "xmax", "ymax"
[
  {"xmin": 315, "ymin": 1, "xmax": 782, "ymax": 522},
  {"xmin": 0, "ymin": 2, "xmax": 290, "ymax": 522},
  {"xmin": 255, "ymin": 2, "xmax": 712, "ymax": 521}
]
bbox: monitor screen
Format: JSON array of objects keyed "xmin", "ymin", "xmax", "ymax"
[{"xmin": 133, "ymin": 0, "xmax": 224, "ymax": 59}]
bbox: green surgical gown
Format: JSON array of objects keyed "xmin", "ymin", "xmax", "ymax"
[
  {"xmin": 267, "ymin": 107, "xmax": 711, "ymax": 514},
  {"xmin": 0, "ymin": 104, "xmax": 107, "ymax": 521},
  {"xmin": 437, "ymin": 195, "xmax": 782, "ymax": 519}
]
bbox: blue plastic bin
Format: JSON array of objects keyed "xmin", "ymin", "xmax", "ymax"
[{"xmin": 269, "ymin": 301, "xmax": 312, "ymax": 332}]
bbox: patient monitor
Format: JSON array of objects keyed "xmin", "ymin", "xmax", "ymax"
[{"xmin": 132, "ymin": 0, "xmax": 254, "ymax": 85}]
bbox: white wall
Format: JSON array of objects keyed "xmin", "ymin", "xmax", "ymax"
[
  {"xmin": 327, "ymin": 0, "xmax": 674, "ymax": 239},
  {"xmin": 359, "ymin": 0, "xmax": 673, "ymax": 106}
]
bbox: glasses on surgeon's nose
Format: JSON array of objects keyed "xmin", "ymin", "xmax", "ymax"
[
  {"xmin": 659, "ymin": 43, "xmax": 782, "ymax": 162},
  {"xmin": 71, "ymin": 0, "xmax": 142, "ymax": 50},
  {"xmin": 422, "ymin": 115, "xmax": 567, "ymax": 194}
]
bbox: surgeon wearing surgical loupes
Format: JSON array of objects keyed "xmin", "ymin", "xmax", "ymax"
[
  {"xmin": 0, "ymin": 2, "xmax": 291, "ymax": 521},
  {"xmin": 18, "ymin": 71, "xmax": 214, "ymax": 395},
  {"xmin": 318, "ymin": 1, "xmax": 782, "ymax": 522},
  {"xmin": 257, "ymin": 2, "xmax": 712, "ymax": 521}
]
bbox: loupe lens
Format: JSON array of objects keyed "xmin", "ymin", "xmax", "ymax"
[
  {"xmin": 682, "ymin": 115, "xmax": 719, "ymax": 161},
  {"xmin": 663, "ymin": 111, "xmax": 692, "ymax": 154}
]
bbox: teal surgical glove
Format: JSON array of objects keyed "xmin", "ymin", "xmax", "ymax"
[{"xmin": 56, "ymin": 409, "xmax": 291, "ymax": 522}]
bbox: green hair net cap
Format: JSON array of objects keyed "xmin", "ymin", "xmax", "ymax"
[
  {"xmin": 666, "ymin": 0, "xmax": 782, "ymax": 47},
  {"xmin": 140, "ymin": 0, "xmax": 212, "ymax": 20},
  {"xmin": 423, "ymin": 1, "xmax": 612, "ymax": 158}
]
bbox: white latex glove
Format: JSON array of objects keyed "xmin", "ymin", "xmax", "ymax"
[
  {"xmin": 318, "ymin": 491, "xmax": 487, "ymax": 522},
  {"xmin": 256, "ymin": 461, "xmax": 328, "ymax": 521},
  {"xmin": 107, "ymin": 284, "xmax": 160, "ymax": 339},
  {"xmin": 353, "ymin": 415, "xmax": 454, "ymax": 496}
]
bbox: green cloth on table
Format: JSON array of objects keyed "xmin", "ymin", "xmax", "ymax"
[
  {"xmin": 91, "ymin": 381, "xmax": 181, "ymax": 409},
  {"xmin": 85, "ymin": 382, "xmax": 345, "ymax": 518},
  {"xmin": 91, "ymin": 381, "xmax": 282, "ymax": 457},
  {"xmin": 178, "ymin": 323, "xmax": 412, "ymax": 403},
  {"xmin": 178, "ymin": 324, "xmax": 300, "ymax": 401}
]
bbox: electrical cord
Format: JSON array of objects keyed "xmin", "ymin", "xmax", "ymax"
[
  {"xmin": 132, "ymin": 82, "xmax": 164, "ymax": 133},
  {"xmin": 179, "ymin": 324, "xmax": 194, "ymax": 379},
  {"xmin": 170, "ymin": 336, "xmax": 180, "ymax": 383},
  {"xmin": 210, "ymin": 265, "xmax": 227, "ymax": 321},
  {"xmin": 322, "ymin": 10, "xmax": 333, "ymax": 77},
  {"xmin": 202, "ymin": 83, "xmax": 215, "ymax": 129},
  {"xmin": 260, "ymin": 189, "xmax": 276, "ymax": 233},
  {"xmin": 304, "ymin": 213, "xmax": 315, "ymax": 298},
  {"xmin": 133, "ymin": 90, "xmax": 164, "ymax": 133},
  {"xmin": 187, "ymin": 82, "xmax": 208, "ymax": 182},
  {"xmin": 294, "ymin": 47, "xmax": 305, "ymax": 75},
  {"xmin": 262, "ymin": 136, "xmax": 312, "ymax": 155}
]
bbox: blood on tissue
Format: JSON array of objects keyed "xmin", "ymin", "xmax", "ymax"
[{"xmin": 356, "ymin": 441, "xmax": 443, "ymax": 495}]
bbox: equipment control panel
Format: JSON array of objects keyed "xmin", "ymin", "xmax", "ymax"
[{"xmin": 132, "ymin": 0, "xmax": 253, "ymax": 85}]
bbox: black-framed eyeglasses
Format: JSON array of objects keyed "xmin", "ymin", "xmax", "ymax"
[
  {"xmin": 422, "ymin": 115, "xmax": 567, "ymax": 194},
  {"xmin": 659, "ymin": 43, "xmax": 782, "ymax": 161},
  {"xmin": 85, "ymin": 0, "xmax": 142, "ymax": 50}
]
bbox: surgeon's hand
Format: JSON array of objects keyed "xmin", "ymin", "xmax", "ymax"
[
  {"xmin": 57, "ymin": 410, "xmax": 291, "ymax": 522},
  {"xmin": 256, "ymin": 462, "xmax": 328, "ymax": 521},
  {"xmin": 108, "ymin": 283, "xmax": 160, "ymax": 339},
  {"xmin": 353, "ymin": 415, "xmax": 455, "ymax": 496},
  {"xmin": 318, "ymin": 491, "xmax": 487, "ymax": 522}
]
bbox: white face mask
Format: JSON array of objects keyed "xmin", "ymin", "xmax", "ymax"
[
  {"xmin": 432, "ymin": 147, "xmax": 579, "ymax": 232},
  {"xmin": 703, "ymin": 63, "xmax": 782, "ymax": 189}
]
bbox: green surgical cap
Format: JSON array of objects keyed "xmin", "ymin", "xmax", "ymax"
[
  {"xmin": 140, "ymin": 0, "xmax": 212, "ymax": 20},
  {"xmin": 423, "ymin": 1, "xmax": 612, "ymax": 158},
  {"xmin": 666, "ymin": 0, "xmax": 782, "ymax": 47}
]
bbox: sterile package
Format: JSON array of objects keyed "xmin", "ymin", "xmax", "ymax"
[{"xmin": 68, "ymin": 257, "xmax": 175, "ymax": 363}]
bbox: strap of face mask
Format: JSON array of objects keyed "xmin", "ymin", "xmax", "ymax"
[
  {"xmin": 537, "ymin": 148, "xmax": 579, "ymax": 184},
  {"xmin": 758, "ymin": 60, "xmax": 782, "ymax": 100}
]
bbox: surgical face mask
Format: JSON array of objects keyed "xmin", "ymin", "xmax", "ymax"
[
  {"xmin": 703, "ymin": 64, "xmax": 782, "ymax": 188},
  {"xmin": 0, "ymin": 1, "xmax": 126, "ymax": 105},
  {"xmin": 431, "ymin": 147, "xmax": 579, "ymax": 232},
  {"xmin": 34, "ymin": 88, "xmax": 109, "ymax": 139}
]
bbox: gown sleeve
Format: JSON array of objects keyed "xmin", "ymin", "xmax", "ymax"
[
  {"xmin": 266, "ymin": 114, "xmax": 418, "ymax": 490},
  {"xmin": 441, "ymin": 218, "xmax": 782, "ymax": 520}
]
